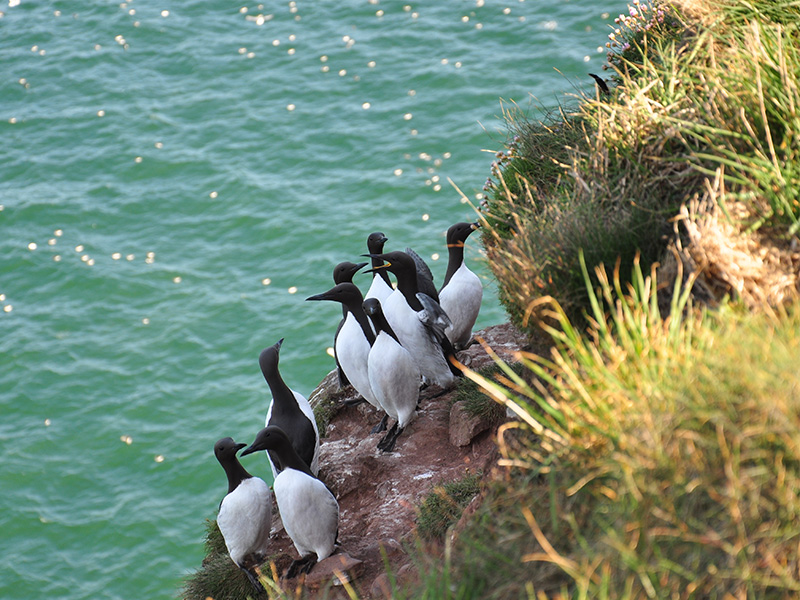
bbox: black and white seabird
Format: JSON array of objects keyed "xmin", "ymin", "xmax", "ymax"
[
  {"xmin": 241, "ymin": 426, "xmax": 339, "ymax": 579},
  {"xmin": 331, "ymin": 261, "xmax": 368, "ymax": 387},
  {"xmin": 214, "ymin": 437, "xmax": 272, "ymax": 592},
  {"xmin": 366, "ymin": 251, "xmax": 460, "ymax": 389},
  {"xmin": 260, "ymin": 339, "xmax": 320, "ymax": 478},
  {"xmin": 363, "ymin": 298, "xmax": 420, "ymax": 452},
  {"xmin": 306, "ymin": 283, "xmax": 387, "ymax": 430},
  {"xmin": 438, "ymin": 222, "xmax": 483, "ymax": 349},
  {"xmin": 364, "ymin": 232, "xmax": 394, "ymax": 304}
]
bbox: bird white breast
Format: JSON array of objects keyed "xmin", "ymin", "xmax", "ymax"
[
  {"xmin": 365, "ymin": 276, "xmax": 394, "ymax": 304},
  {"xmin": 439, "ymin": 263, "xmax": 482, "ymax": 348},
  {"xmin": 265, "ymin": 390, "xmax": 320, "ymax": 478},
  {"xmin": 383, "ymin": 290, "xmax": 455, "ymax": 387},
  {"xmin": 217, "ymin": 477, "xmax": 273, "ymax": 566},
  {"xmin": 273, "ymin": 469, "xmax": 339, "ymax": 561},
  {"xmin": 368, "ymin": 333, "xmax": 420, "ymax": 428},
  {"xmin": 336, "ymin": 314, "xmax": 380, "ymax": 409}
]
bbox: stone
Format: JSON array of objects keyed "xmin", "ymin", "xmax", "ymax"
[{"xmin": 449, "ymin": 401, "xmax": 492, "ymax": 447}]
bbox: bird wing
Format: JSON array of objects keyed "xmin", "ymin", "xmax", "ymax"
[
  {"xmin": 405, "ymin": 247, "xmax": 439, "ymax": 303},
  {"xmin": 415, "ymin": 292, "xmax": 452, "ymax": 345}
]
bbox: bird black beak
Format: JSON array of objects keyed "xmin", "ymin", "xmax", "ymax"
[
  {"xmin": 239, "ymin": 442, "xmax": 260, "ymax": 457},
  {"xmin": 306, "ymin": 289, "xmax": 333, "ymax": 301},
  {"xmin": 354, "ymin": 261, "xmax": 369, "ymax": 271},
  {"xmin": 234, "ymin": 442, "xmax": 248, "ymax": 453}
]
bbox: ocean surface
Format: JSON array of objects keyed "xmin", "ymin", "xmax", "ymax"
[{"xmin": 1, "ymin": 1, "xmax": 625, "ymax": 597}]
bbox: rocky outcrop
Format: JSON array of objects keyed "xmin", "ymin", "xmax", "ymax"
[{"xmin": 262, "ymin": 322, "xmax": 528, "ymax": 598}]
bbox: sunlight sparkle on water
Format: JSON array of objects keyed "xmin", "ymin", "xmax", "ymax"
[
  {"xmin": 326, "ymin": 347, "xmax": 335, "ymax": 358},
  {"xmin": 288, "ymin": 286, "xmax": 298, "ymax": 294},
  {"xmin": 261, "ymin": 278, "xmax": 271, "ymax": 286},
  {"xmin": 28, "ymin": 242, "xmax": 37, "ymax": 251}
]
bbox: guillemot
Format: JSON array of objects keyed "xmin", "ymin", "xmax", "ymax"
[
  {"xmin": 331, "ymin": 261, "xmax": 368, "ymax": 387},
  {"xmin": 306, "ymin": 283, "xmax": 388, "ymax": 431},
  {"xmin": 438, "ymin": 222, "xmax": 482, "ymax": 349},
  {"xmin": 363, "ymin": 298, "xmax": 420, "ymax": 452},
  {"xmin": 241, "ymin": 426, "xmax": 339, "ymax": 579},
  {"xmin": 213, "ymin": 437, "xmax": 272, "ymax": 592},
  {"xmin": 366, "ymin": 251, "xmax": 460, "ymax": 389},
  {"xmin": 260, "ymin": 339, "xmax": 320, "ymax": 478}
]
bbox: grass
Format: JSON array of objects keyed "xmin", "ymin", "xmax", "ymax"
[
  {"xmin": 433, "ymin": 256, "xmax": 800, "ymax": 599},
  {"xmin": 416, "ymin": 472, "xmax": 483, "ymax": 541},
  {"xmin": 481, "ymin": 0, "xmax": 800, "ymax": 332},
  {"xmin": 453, "ymin": 362, "xmax": 526, "ymax": 424}
]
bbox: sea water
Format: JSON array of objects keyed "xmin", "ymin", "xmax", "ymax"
[{"xmin": 0, "ymin": 1, "xmax": 624, "ymax": 597}]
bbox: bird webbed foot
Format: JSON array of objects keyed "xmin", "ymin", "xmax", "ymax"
[{"xmin": 370, "ymin": 413, "xmax": 389, "ymax": 434}]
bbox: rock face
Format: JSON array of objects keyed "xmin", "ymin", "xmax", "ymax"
[{"xmin": 263, "ymin": 323, "xmax": 528, "ymax": 598}]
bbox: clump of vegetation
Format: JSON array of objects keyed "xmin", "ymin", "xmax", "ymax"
[
  {"xmin": 482, "ymin": 0, "xmax": 800, "ymax": 332},
  {"xmin": 312, "ymin": 394, "xmax": 339, "ymax": 438},
  {"xmin": 453, "ymin": 362, "xmax": 527, "ymax": 424},
  {"xmin": 182, "ymin": 520, "xmax": 269, "ymax": 600},
  {"xmin": 414, "ymin": 257, "xmax": 800, "ymax": 598},
  {"xmin": 416, "ymin": 472, "xmax": 482, "ymax": 541}
]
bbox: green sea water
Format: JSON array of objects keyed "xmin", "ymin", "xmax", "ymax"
[{"xmin": 1, "ymin": 1, "xmax": 624, "ymax": 597}]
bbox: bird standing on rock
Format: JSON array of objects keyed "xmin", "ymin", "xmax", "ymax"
[
  {"xmin": 306, "ymin": 283, "xmax": 388, "ymax": 431},
  {"xmin": 260, "ymin": 339, "xmax": 320, "ymax": 478},
  {"xmin": 363, "ymin": 298, "xmax": 420, "ymax": 452},
  {"xmin": 331, "ymin": 261, "xmax": 368, "ymax": 387},
  {"xmin": 241, "ymin": 426, "xmax": 339, "ymax": 579},
  {"xmin": 214, "ymin": 437, "xmax": 272, "ymax": 593},
  {"xmin": 366, "ymin": 250, "xmax": 460, "ymax": 389},
  {"xmin": 438, "ymin": 222, "xmax": 483, "ymax": 350}
]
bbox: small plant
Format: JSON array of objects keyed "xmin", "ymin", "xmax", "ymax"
[
  {"xmin": 417, "ymin": 472, "xmax": 482, "ymax": 541},
  {"xmin": 454, "ymin": 362, "xmax": 526, "ymax": 424}
]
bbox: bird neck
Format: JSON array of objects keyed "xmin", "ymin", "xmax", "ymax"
[
  {"xmin": 371, "ymin": 256, "xmax": 392, "ymax": 287},
  {"xmin": 373, "ymin": 313, "xmax": 400, "ymax": 344},
  {"xmin": 278, "ymin": 444, "xmax": 315, "ymax": 478},
  {"xmin": 395, "ymin": 269, "xmax": 423, "ymax": 311},
  {"xmin": 267, "ymin": 374, "xmax": 300, "ymax": 417},
  {"xmin": 443, "ymin": 242, "xmax": 465, "ymax": 287},
  {"xmin": 223, "ymin": 458, "xmax": 253, "ymax": 495},
  {"xmin": 346, "ymin": 305, "xmax": 376, "ymax": 345}
]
